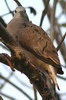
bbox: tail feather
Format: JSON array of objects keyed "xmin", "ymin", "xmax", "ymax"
[{"xmin": 57, "ymin": 67, "xmax": 64, "ymax": 74}]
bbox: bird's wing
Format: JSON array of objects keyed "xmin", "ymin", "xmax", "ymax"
[{"xmin": 17, "ymin": 22, "xmax": 61, "ymax": 68}]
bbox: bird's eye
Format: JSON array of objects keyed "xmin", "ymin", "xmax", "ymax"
[
  {"xmin": 14, "ymin": 10, "xmax": 17, "ymax": 15},
  {"xmin": 14, "ymin": 10, "xmax": 17, "ymax": 13}
]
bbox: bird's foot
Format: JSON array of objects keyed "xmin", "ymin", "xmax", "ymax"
[{"xmin": 0, "ymin": 53, "xmax": 15, "ymax": 71}]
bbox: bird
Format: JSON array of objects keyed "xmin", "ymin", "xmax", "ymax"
[{"xmin": 6, "ymin": 6, "xmax": 63, "ymax": 90}]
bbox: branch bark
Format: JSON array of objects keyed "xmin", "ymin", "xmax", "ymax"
[{"xmin": 0, "ymin": 23, "xmax": 58, "ymax": 100}]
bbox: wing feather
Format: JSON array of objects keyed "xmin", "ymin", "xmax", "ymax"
[{"xmin": 18, "ymin": 22, "xmax": 61, "ymax": 67}]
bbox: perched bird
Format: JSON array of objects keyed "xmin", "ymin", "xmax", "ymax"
[{"xmin": 6, "ymin": 6, "xmax": 63, "ymax": 89}]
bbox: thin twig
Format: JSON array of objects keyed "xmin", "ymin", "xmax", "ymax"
[
  {"xmin": 5, "ymin": 0, "xmax": 13, "ymax": 16},
  {"xmin": 40, "ymin": 0, "xmax": 49, "ymax": 26},
  {"xmin": 57, "ymin": 75, "xmax": 66, "ymax": 81},
  {"xmin": 50, "ymin": 0, "xmax": 58, "ymax": 40},
  {"xmin": 0, "ymin": 92, "xmax": 16, "ymax": 100},
  {"xmin": 0, "ymin": 72, "xmax": 14, "ymax": 89},
  {"xmin": 33, "ymin": 85, "xmax": 37, "ymax": 100},
  {"xmin": 14, "ymin": 0, "xmax": 22, "ymax": 6},
  {"xmin": 1, "ymin": 11, "xmax": 14, "ymax": 17},
  {"xmin": 0, "ymin": 74, "xmax": 33, "ymax": 100},
  {"xmin": 0, "ymin": 43, "xmax": 9, "ymax": 51},
  {"xmin": 14, "ymin": 74, "xmax": 32, "ymax": 89},
  {"xmin": 56, "ymin": 33, "xmax": 66, "ymax": 51}
]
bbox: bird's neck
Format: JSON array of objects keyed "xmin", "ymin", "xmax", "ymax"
[{"xmin": 14, "ymin": 12, "xmax": 29, "ymax": 22}]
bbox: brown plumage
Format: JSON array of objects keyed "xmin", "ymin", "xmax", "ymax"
[{"xmin": 6, "ymin": 6, "xmax": 63, "ymax": 89}]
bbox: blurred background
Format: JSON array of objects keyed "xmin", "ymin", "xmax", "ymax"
[{"xmin": 0, "ymin": 0, "xmax": 66, "ymax": 100}]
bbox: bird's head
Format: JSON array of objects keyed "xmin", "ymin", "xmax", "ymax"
[
  {"xmin": 14, "ymin": 6, "xmax": 25, "ymax": 14},
  {"xmin": 14, "ymin": 6, "xmax": 29, "ymax": 21}
]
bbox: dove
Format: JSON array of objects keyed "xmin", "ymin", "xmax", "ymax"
[{"xmin": 6, "ymin": 6, "xmax": 63, "ymax": 89}]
